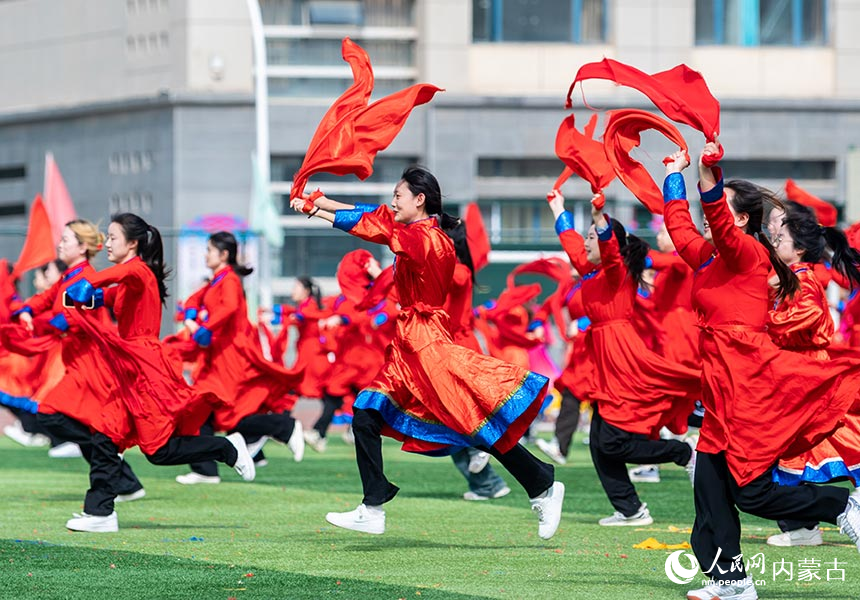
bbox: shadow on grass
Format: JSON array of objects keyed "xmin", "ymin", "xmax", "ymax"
[{"xmin": 0, "ymin": 539, "xmax": 496, "ymax": 600}]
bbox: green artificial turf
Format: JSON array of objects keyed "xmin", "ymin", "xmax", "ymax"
[{"xmin": 1, "ymin": 433, "xmax": 858, "ymax": 599}]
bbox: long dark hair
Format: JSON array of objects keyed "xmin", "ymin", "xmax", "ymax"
[
  {"xmin": 782, "ymin": 201, "xmax": 860, "ymax": 290},
  {"xmin": 400, "ymin": 166, "xmax": 460, "ymax": 231},
  {"xmin": 442, "ymin": 219, "xmax": 476, "ymax": 282},
  {"xmin": 725, "ymin": 180, "xmax": 799, "ymax": 300},
  {"xmin": 111, "ymin": 213, "xmax": 171, "ymax": 304},
  {"xmin": 607, "ymin": 217, "xmax": 650, "ymax": 289},
  {"xmin": 209, "ymin": 231, "xmax": 253, "ymax": 277},
  {"xmin": 297, "ymin": 275, "xmax": 322, "ymax": 307}
]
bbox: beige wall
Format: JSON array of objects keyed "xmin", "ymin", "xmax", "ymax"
[{"xmin": 0, "ymin": 0, "xmax": 252, "ymax": 113}]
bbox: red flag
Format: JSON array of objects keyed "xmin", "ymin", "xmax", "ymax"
[
  {"xmin": 291, "ymin": 38, "xmax": 443, "ymax": 202},
  {"xmin": 567, "ymin": 58, "xmax": 722, "ymax": 165},
  {"xmin": 43, "ymin": 153, "xmax": 77, "ymax": 244},
  {"xmin": 553, "ymin": 113, "xmax": 616, "ymax": 200},
  {"xmin": 602, "ymin": 109, "xmax": 689, "ymax": 215},
  {"xmin": 785, "ymin": 179, "xmax": 837, "ymax": 227},
  {"xmin": 12, "ymin": 195, "xmax": 56, "ymax": 279},
  {"xmin": 463, "ymin": 203, "xmax": 490, "ymax": 272}
]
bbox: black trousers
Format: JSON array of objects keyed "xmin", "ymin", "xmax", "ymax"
[
  {"xmin": 190, "ymin": 413, "xmax": 295, "ymax": 476},
  {"xmin": 37, "ymin": 413, "xmax": 144, "ymax": 516},
  {"xmin": 589, "ymin": 405, "xmax": 692, "ymax": 516},
  {"xmin": 14, "ymin": 407, "xmax": 62, "ymax": 446},
  {"xmin": 352, "ymin": 408, "xmax": 555, "ymax": 506},
  {"xmin": 555, "ymin": 389, "xmax": 580, "ymax": 457},
  {"xmin": 314, "ymin": 393, "xmax": 343, "ymax": 438},
  {"xmin": 692, "ymin": 451, "xmax": 848, "ymax": 582}
]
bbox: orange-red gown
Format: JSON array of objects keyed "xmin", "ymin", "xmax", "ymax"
[
  {"xmin": 333, "ymin": 205, "xmax": 547, "ymax": 453},
  {"xmin": 183, "ymin": 267, "xmax": 303, "ymax": 431},
  {"xmin": 556, "ymin": 213, "xmax": 700, "ymax": 438},
  {"xmin": 664, "ymin": 181, "xmax": 860, "ymax": 486}
]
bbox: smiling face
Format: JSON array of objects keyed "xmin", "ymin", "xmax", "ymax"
[
  {"xmin": 106, "ymin": 221, "xmax": 137, "ymax": 264},
  {"xmin": 291, "ymin": 279, "xmax": 310, "ymax": 303},
  {"xmin": 391, "ymin": 180, "xmax": 426, "ymax": 224},
  {"xmin": 584, "ymin": 225, "xmax": 601, "ymax": 264},
  {"xmin": 57, "ymin": 226, "xmax": 86, "ymax": 266}
]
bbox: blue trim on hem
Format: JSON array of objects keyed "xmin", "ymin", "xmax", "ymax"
[
  {"xmin": 0, "ymin": 391, "xmax": 38, "ymax": 414},
  {"xmin": 663, "ymin": 172, "xmax": 687, "ymax": 202},
  {"xmin": 774, "ymin": 461, "xmax": 860, "ymax": 486},
  {"xmin": 555, "ymin": 211, "xmax": 575, "ymax": 235},
  {"xmin": 354, "ymin": 371, "xmax": 548, "ymax": 448}
]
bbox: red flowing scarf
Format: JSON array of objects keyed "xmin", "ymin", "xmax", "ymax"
[
  {"xmin": 602, "ymin": 109, "xmax": 689, "ymax": 215},
  {"xmin": 553, "ymin": 113, "xmax": 616, "ymax": 206},
  {"xmin": 463, "ymin": 203, "xmax": 491, "ymax": 272},
  {"xmin": 567, "ymin": 58, "xmax": 722, "ymax": 165},
  {"xmin": 291, "ymin": 38, "xmax": 443, "ymax": 206},
  {"xmin": 785, "ymin": 179, "xmax": 837, "ymax": 227}
]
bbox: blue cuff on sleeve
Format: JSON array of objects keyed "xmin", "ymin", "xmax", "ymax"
[
  {"xmin": 92, "ymin": 288, "xmax": 104, "ymax": 309},
  {"xmin": 527, "ymin": 319, "xmax": 543, "ymax": 332},
  {"xmin": 340, "ymin": 315, "xmax": 351, "ymax": 326},
  {"xmin": 699, "ymin": 178, "xmax": 725, "ymax": 204},
  {"xmin": 596, "ymin": 218, "xmax": 613, "ymax": 241},
  {"xmin": 372, "ymin": 313, "xmax": 389, "ymax": 327},
  {"xmin": 663, "ymin": 172, "xmax": 687, "ymax": 202},
  {"xmin": 12, "ymin": 306, "xmax": 33, "ymax": 318},
  {"xmin": 333, "ymin": 209, "xmax": 365, "ymax": 232},
  {"xmin": 644, "ymin": 255, "xmax": 654, "ymax": 269},
  {"xmin": 270, "ymin": 305, "xmax": 282, "ymax": 326},
  {"xmin": 66, "ymin": 279, "xmax": 95, "ymax": 303},
  {"xmin": 354, "ymin": 203, "xmax": 378, "ymax": 213},
  {"xmin": 554, "ymin": 210, "xmax": 575, "ymax": 235},
  {"xmin": 193, "ymin": 326, "xmax": 212, "ymax": 347},
  {"xmin": 482, "ymin": 299, "xmax": 497, "ymax": 310},
  {"xmin": 577, "ymin": 316, "xmax": 591, "ymax": 331},
  {"xmin": 184, "ymin": 307, "xmax": 198, "ymax": 321},
  {"xmin": 48, "ymin": 312, "xmax": 69, "ymax": 332},
  {"xmin": 838, "ymin": 300, "xmax": 846, "ymax": 312}
]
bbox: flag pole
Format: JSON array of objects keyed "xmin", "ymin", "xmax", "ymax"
[{"xmin": 245, "ymin": 0, "xmax": 273, "ymax": 311}]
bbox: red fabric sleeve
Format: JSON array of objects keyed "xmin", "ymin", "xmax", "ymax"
[
  {"xmin": 702, "ymin": 195, "xmax": 760, "ymax": 273},
  {"xmin": 597, "ymin": 230, "xmax": 625, "ymax": 289},
  {"xmin": 768, "ymin": 273, "xmax": 833, "ymax": 349},
  {"xmin": 87, "ymin": 259, "xmax": 146, "ymax": 291},
  {"xmin": 198, "ymin": 276, "xmax": 242, "ymax": 338},
  {"xmin": 664, "ymin": 200, "xmax": 714, "ymax": 270},
  {"xmin": 20, "ymin": 280, "xmax": 61, "ymax": 316}
]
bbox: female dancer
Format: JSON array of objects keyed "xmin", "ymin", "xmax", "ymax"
[
  {"xmin": 174, "ymin": 231, "xmax": 305, "ymax": 482},
  {"xmin": 546, "ymin": 190, "xmax": 699, "ymax": 526},
  {"xmin": 664, "ymin": 145, "xmax": 860, "ymax": 600},
  {"xmin": 14, "ymin": 221, "xmax": 145, "ymax": 516},
  {"xmin": 293, "ymin": 166, "xmax": 564, "ymax": 539},
  {"xmin": 65, "ymin": 214, "xmax": 255, "ymax": 532}
]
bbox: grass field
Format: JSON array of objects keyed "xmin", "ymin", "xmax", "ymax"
[{"xmin": 2, "ymin": 430, "xmax": 859, "ymax": 600}]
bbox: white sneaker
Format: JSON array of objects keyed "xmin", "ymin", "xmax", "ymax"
[
  {"xmin": 685, "ymin": 436, "xmax": 698, "ymax": 486},
  {"xmin": 535, "ymin": 438, "xmax": 567, "ymax": 465},
  {"xmin": 226, "ymin": 432, "xmax": 255, "ymax": 482},
  {"xmin": 530, "ymin": 481, "xmax": 565, "ymax": 540},
  {"xmin": 48, "ymin": 442, "xmax": 83, "ymax": 458},
  {"xmin": 325, "ymin": 504, "xmax": 385, "ymax": 534},
  {"xmin": 3, "ymin": 420, "xmax": 50, "ymax": 447},
  {"xmin": 66, "ymin": 511, "xmax": 118, "ymax": 533},
  {"xmin": 255, "ymin": 458, "xmax": 269, "ymax": 468},
  {"xmin": 686, "ymin": 577, "xmax": 758, "ymax": 600},
  {"xmin": 837, "ymin": 496, "xmax": 860, "ymax": 553},
  {"xmin": 599, "ymin": 503, "xmax": 654, "ymax": 526},
  {"xmin": 115, "ymin": 488, "xmax": 146, "ymax": 503},
  {"xmin": 629, "ymin": 465, "xmax": 661, "ymax": 483},
  {"xmin": 245, "ymin": 436, "xmax": 269, "ymax": 460},
  {"xmin": 175, "ymin": 472, "xmax": 221, "ymax": 485},
  {"xmin": 303, "ymin": 428, "xmax": 327, "ymax": 453},
  {"xmin": 463, "ymin": 486, "xmax": 512, "ymax": 501},
  {"xmin": 342, "ymin": 425, "xmax": 355, "ymax": 445},
  {"xmin": 766, "ymin": 525, "xmax": 822, "ymax": 547},
  {"xmin": 467, "ymin": 451, "xmax": 491, "ymax": 474},
  {"xmin": 286, "ymin": 420, "xmax": 305, "ymax": 462}
]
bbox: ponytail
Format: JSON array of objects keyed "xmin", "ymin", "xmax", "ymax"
[
  {"xmin": 297, "ymin": 276, "xmax": 322, "ymax": 307},
  {"xmin": 209, "ymin": 231, "xmax": 254, "ymax": 278},
  {"xmin": 608, "ymin": 217, "xmax": 650, "ymax": 289},
  {"xmin": 441, "ymin": 216, "xmax": 476, "ymax": 281},
  {"xmin": 111, "ymin": 213, "xmax": 171, "ymax": 304},
  {"xmin": 822, "ymin": 226, "xmax": 860, "ymax": 290}
]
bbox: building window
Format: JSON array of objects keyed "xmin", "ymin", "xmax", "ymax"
[
  {"xmin": 0, "ymin": 165, "xmax": 26, "ymax": 180},
  {"xmin": 472, "ymin": 0, "xmax": 607, "ymax": 43},
  {"xmin": 695, "ymin": 0, "xmax": 828, "ymax": 46},
  {"xmin": 719, "ymin": 159, "xmax": 835, "ymax": 180},
  {"xmin": 261, "ymin": 0, "xmax": 415, "ymax": 27}
]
